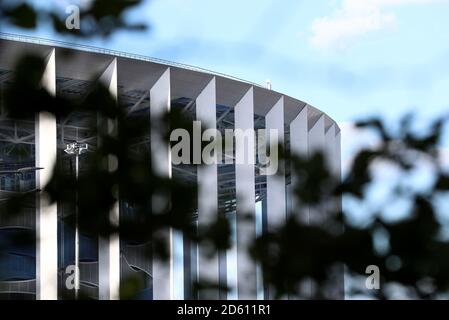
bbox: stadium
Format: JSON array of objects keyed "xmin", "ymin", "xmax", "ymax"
[{"xmin": 0, "ymin": 33, "xmax": 341, "ymax": 300}]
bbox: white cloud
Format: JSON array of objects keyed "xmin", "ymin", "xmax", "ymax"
[{"xmin": 309, "ymin": 0, "xmax": 449, "ymax": 50}]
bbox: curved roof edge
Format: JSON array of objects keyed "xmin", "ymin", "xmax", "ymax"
[
  {"xmin": 0, "ymin": 32, "xmax": 339, "ymax": 133},
  {"xmin": 0, "ymin": 32, "xmax": 262, "ymax": 88}
]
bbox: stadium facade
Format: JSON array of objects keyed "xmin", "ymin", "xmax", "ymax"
[{"xmin": 0, "ymin": 33, "xmax": 342, "ymax": 300}]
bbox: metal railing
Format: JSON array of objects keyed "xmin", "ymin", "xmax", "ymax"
[
  {"xmin": 80, "ymin": 282, "xmax": 98, "ymax": 300},
  {"xmin": 0, "ymin": 209, "xmax": 35, "ymax": 230},
  {"xmin": 0, "ymin": 32, "xmax": 263, "ymax": 88},
  {"xmin": 79, "ymin": 261, "xmax": 99, "ymax": 286},
  {"xmin": 0, "ymin": 279, "xmax": 36, "ymax": 294},
  {"xmin": 122, "ymin": 244, "xmax": 152, "ymax": 277}
]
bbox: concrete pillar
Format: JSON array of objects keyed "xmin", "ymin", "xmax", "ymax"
[
  {"xmin": 98, "ymin": 58, "xmax": 120, "ymax": 300},
  {"xmin": 308, "ymin": 115, "xmax": 325, "ymax": 226},
  {"xmin": 265, "ymin": 97, "xmax": 286, "ymax": 230},
  {"xmin": 234, "ymin": 87, "xmax": 257, "ymax": 299},
  {"xmin": 36, "ymin": 48, "xmax": 58, "ymax": 300},
  {"xmin": 325, "ymin": 124, "xmax": 337, "ymax": 177},
  {"xmin": 265, "ymin": 97, "xmax": 286, "ymax": 299},
  {"xmin": 150, "ymin": 68, "xmax": 173, "ymax": 300},
  {"xmin": 196, "ymin": 78, "xmax": 219, "ymax": 299},
  {"xmin": 289, "ymin": 106, "xmax": 309, "ymax": 223},
  {"xmin": 308, "ymin": 115, "xmax": 325, "ymax": 155}
]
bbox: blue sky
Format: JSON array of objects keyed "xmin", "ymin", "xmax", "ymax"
[{"xmin": 3, "ymin": 0, "xmax": 449, "ymax": 124}]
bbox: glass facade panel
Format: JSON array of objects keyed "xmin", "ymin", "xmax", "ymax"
[{"xmin": 0, "ymin": 84, "xmax": 36, "ymax": 300}]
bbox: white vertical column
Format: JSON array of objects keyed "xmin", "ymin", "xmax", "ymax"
[
  {"xmin": 335, "ymin": 129, "xmax": 343, "ymax": 234},
  {"xmin": 325, "ymin": 124, "xmax": 344, "ymax": 299},
  {"xmin": 98, "ymin": 58, "xmax": 120, "ymax": 300},
  {"xmin": 265, "ymin": 97, "xmax": 286, "ymax": 299},
  {"xmin": 266, "ymin": 97, "xmax": 286, "ymax": 229},
  {"xmin": 226, "ymin": 213, "xmax": 238, "ymax": 300},
  {"xmin": 36, "ymin": 49, "xmax": 57, "ymax": 300},
  {"xmin": 308, "ymin": 115, "xmax": 325, "ymax": 227},
  {"xmin": 324, "ymin": 124, "xmax": 337, "ymax": 219},
  {"xmin": 150, "ymin": 68, "xmax": 173, "ymax": 300},
  {"xmin": 288, "ymin": 105, "xmax": 310, "ymax": 300},
  {"xmin": 325, "ymin": 123, "xmax": 342, "ymax": 183},
  {"xmin": 308, "ymin": 115, "xmax": 325, "ymax": 154},
  {"xmin": 335, "ymin": 129, "xmax": 342, "ymax": 184},
  {"xmin": 196, "ymin": 78, "xmax": 219, "ymax": 299},
  {"xmin": 324, "ymin": 124, "xmax": 336, "ymax": 175},
  {"xmin": 234, "ymin": 87, "xmax": 257, "ymax": 299},
  {"xmin": 289, "ymin": 106, "xmax": 308, "ymax": 223},
  {"xmin": 325, "ymin": 124, "xmax": 343, "ymax": 223}
]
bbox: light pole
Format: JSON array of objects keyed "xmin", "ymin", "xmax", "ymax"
[{"xmin": 64, "ymin": 142, "xmax": 88, "ymax": 299}]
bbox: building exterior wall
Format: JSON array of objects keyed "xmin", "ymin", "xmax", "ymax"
[{"xmin": 0, "ymin": 36, "xmax": 342, "ymax": 300}]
